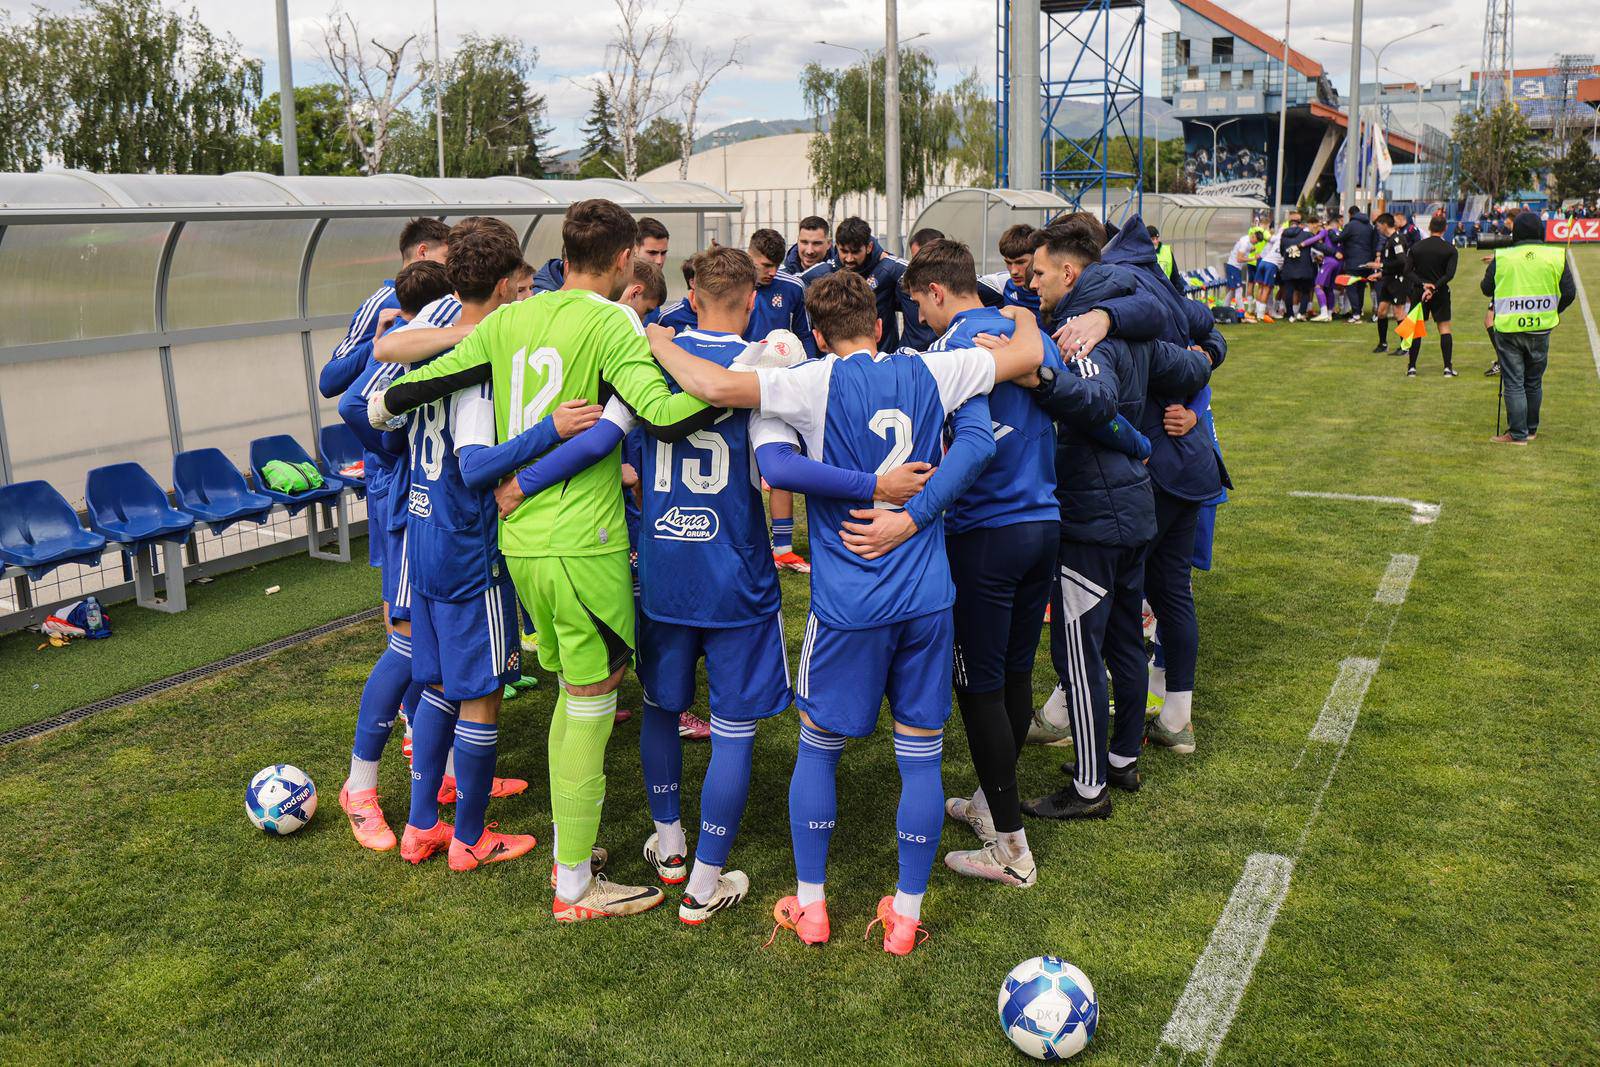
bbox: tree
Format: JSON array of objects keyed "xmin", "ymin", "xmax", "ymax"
[
  {"xmin": 601, "ymin": 0, "xmax": 679, "ymax": 179},
  {"xmin": 427, "ymin": 34, "xmax": 553, "ymax": 178},
  {"xmin": 0, "ymin": 0, "xmax": 261, "ymax": 174},
  {"xmin": 801, "ymin": 47, "xmax": 957, "ymax": 216},
  {"xmin": 315, "ymin": 5, "xmax": 426, "ymax": 175},
  {"xmin": 947, "ymin": 69, "xmax": 996, "ymax": 188},
  {"xmin": 636, "ymin": 115, "xmax": 685, "ymax": 175},
  {"xmin": 676, "ymin": 39, "xmax": 742, "ymax": 179},
  {"xmin": 579, "ymin": 85, "xmax": 620, "ymax": 175},
  {"xmin": 1454, "ymin": 102, "xmax": 1541, "ymax": 200},
  {"xmin": 1550, "ymin": 134, "xmax": 1600, "ymax": 206},
  {"xmin": 252, "ymin": 83, "xmax": 358, "ymax": 175}
]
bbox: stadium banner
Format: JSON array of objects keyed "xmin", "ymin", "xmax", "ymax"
[{"xmin": 1547, "ymin": 218, "xmax": 1600, "ymax": 242}]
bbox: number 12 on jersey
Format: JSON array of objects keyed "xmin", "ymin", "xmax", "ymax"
[{"xmin": 507, "ymin": 345, "xmax": 562, "ymax": 436}]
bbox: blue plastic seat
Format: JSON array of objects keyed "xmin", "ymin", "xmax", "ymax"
[
  {"xmin": 319, "ymin": 423, "xmax": 367, "ymax": 500},
  {"xmin": 173, "ymin": 449, "xmax": 275, "ymax": 535},
  {"xmin": 248, "ymin": 434, "xmax": 345, "ymax": 517},
  {"xmin": 84, "ymin": 463, "xmax": 197, "ymax": 550},
  {"xmin": 0, "ymin": 480, "xmax": 107, "ymax": 581}
]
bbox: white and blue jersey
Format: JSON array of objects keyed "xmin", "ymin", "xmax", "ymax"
[
  {"xmin": 982, "ymin": 271, "xmax": 1046, "ymax": 328},
  {"xmin": 748, "ymin": 272, "xmax": 817, "ymax": 357},
  {"xmin": 654, "ymin": 297, "xmax": 699, "ymax": 334},
  {"xmin": 752, "ymin": 346, "xmax": 997, "ymax": 630},
  {"xmin": 321, "ymin": 281, "xmax": 400, "ymax": 398},
  {"xmin": 929, "ymin": 307, "xmax": 1064, "ymax": 535}
]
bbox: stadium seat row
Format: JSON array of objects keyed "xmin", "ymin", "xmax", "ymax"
[{"xmin": 0, "ymin": 426, "xmax": 366, "ymax": 617}]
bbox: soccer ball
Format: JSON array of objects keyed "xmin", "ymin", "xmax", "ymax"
[
  {"xmin": 998, "ymin": 956, "xmax": 1098, "ymax": 1060},
  {"xmin": 246, "ymin": 764, "xmax": 318, "ymax": 835}
]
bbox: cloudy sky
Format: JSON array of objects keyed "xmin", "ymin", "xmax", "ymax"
[{"xmin": 28, "ymin": 0, "xmax": 1597, "ymax": 149}]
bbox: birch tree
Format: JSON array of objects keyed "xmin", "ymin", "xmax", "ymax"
[
  {"xmin": 601, "ymin": 0, "xmax": 679, "ymax": 180},
  {"xmin": 315, "ymin": 6, "xmax": 426, "ymax": 174},
  {"xmin": 676, "ymin": 39, "xmax": 743, "ymax": 179}
]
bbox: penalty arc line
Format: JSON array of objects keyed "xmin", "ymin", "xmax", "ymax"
[{"xmin": 1153, "ymin": 506, "xmax": 1434, "ymax": 1066}]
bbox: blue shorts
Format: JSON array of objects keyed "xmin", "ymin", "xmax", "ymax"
[
  {"xmin": 1225, "ymin": 264, "xmax": 1244, "ymax": 288},
  {"xmin": 1254, "ymin": 261, "xmax": 1279, "ymax": 287},
  {"xmin": 381, "ymin": 523, "xmax": 411, "ymax": 622},
  {"xmin": 795, "ymin": 610, "xmax": 954, "ymax": 737},
  {"xmin": 637, "ymin": 612, "xmax": 791, "ymax": 721},
  {"xmin": 409, "ymin": 576, "xmax": 521, "ymax": 700}
]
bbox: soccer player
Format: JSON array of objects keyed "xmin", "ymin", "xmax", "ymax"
[
  {"xmin": 1401, "ymin": 214, "xmax": 1459, "ymax": 377},
  {"xmin": 652, "ymin": 260, "xmax": 701, "ymax": 334},
  {"xmin": 621, "ymin": 257, "xmax": 667, "ymax": 321},
  {"xmin": 333, "ymin": 259, "xmax": 457, "ymax": 851},
  {"xmin": 983, "ymin": 224, "xmax": 1045, "ymax": 327},
  {"xmin": 533, "ymin": 215, "xmax": 670, "ymax": 294},
  {"xmin": 1020, "ymin": 226, "xmax": 1212, "ymax": 820},
  {"xmin": 1370, "ymin": 213, "xmax": 1410, "ymax": 354},
  {"xmin": 388, "ymin": 222, "xmax": 586, "ymax": 869},
  {"xmin": 1226, "ymin": 228, "xmax": 1252, "ymax": 317},
  {"xmin": 799, "ymin": 217, "xmax": 908, "ymax": 351},
  {"xmin": 369, "ymin": 199, "xmax": 721, "ymax": 921},
  {"xmin": 783, "ymin": 215, "xmax": 832, "ymax": 274},
  {"xmin": 512, "ymin": 259, "xmax": 536, "ymax": 302},
  {"xmin": 644, "ymin": 271, "xmax": 1045, "ymax": 954},
  {"xmin": 320, "ymin": 218, "xmax": 449, "ymax": 400}
]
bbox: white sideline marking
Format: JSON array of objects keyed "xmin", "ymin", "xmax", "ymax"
[
  {"xmin": 1159, "ymin": 853, "xmax": 1295, "ymax": 1063},
  {"xmin": 1567, "ymin": 253, "xmax": 1600, "ymax": 382},
  {"xmin": 1374, "ymin": 553, "xmax": 1419, "ymax": 605},
  {"xmin": 1289, "ymin": 491, "xmax": 1441, "ymax": 525},
  {"xmin": 1307, "ymin": 657, "xmax": 1380, "ymax": 744}
]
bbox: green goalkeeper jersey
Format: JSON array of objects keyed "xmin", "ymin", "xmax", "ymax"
[{"xmin": 385, "ymin": 288, "xmax": 708, "ymax": 558}]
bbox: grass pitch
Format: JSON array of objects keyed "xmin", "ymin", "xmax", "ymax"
[{"xmin": 2, "ymin": 249, "xmax": 1598, "ymax": 1064}]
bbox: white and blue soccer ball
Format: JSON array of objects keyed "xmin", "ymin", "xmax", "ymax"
[
  {"xmin": 999, "ymin": 955, "xmax": 1098, "ymax": 1060},
  {"xmin": 246, "ymin": 764, "xmax": 318, "ymax": 835}
]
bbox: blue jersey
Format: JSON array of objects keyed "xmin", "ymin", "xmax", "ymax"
[
  {"xmin": 654, "ymin": 297, "xmax": 699, "ymax": 334},
  {"xmin": 752, "ymin": 346, "xmax": 997, "ymax": 629},
  {"xmin": 930, "ymin": 307, "xmax": 1064, "ymax": 535},
  {"xmin": 748, "ymin": 272, "xmax": 817, "ymax": 357},
  {"xmin": 337, "ymin": 342, "xmax": 405, "ymax": 503},
  {"xmin": 404, "ymin": 372, "xmax": 502, "ymax": 603},
  {"xmin": 983, "ymin": 271, "xmax": 1045, "ymax": 328},
  {"xmin": 607, "ymin": 329, "xmax": 780, "ymax": 627},
  {"xmin": 322, "ymin": 280, "xmax": 400, "ymax": 398}
]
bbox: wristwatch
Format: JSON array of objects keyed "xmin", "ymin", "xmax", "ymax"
[{"xmin": 1030, "ymin": 365, "xmax": 1057, "ymax": 397}]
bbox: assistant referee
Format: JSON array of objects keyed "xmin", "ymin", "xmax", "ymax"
[{"xmin": 1402, "ymin": 215, "xmax": 1459, "ymax": 377}]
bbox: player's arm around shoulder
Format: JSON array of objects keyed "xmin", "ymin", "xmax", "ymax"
[
  {"xmin": 372, "ymin": 317, "xmax": 495, "ymax": 425},
  {"xmin": 644, "ymin": 322, "xmax": 762, "ymax": 408}
]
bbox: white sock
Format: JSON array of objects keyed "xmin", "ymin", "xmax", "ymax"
[
  {"xmin": 1108, "ymin": 751, "xmax": 1136, "ymax": 769},
  {"xmin": 797, "ymin": 880, "xmax": 826, "ymax": 907},
  {"xmin": 970, "ymin": 787, "xmax": 990, "ymax": 818},
  {"xmin": 654, "ymin": 819, "xmax": 687, "ymax": 858},
  {"xmin": 401, "ymin": 711, "xmax": 412, "ymax": 741},
  {"xmin": 686, "ymin": 860, "xmax": 722, "ymax": 901},
  {"xmin": 444, "ymin": 748, "xmax": 456, "ymax": 780},
  {"xmin": 1148, "ymin": 663, "xmax": 1168, "ymax": 700},
  {"xmin": 996, "ymin": 828, "xmax": 1030, "ymax": 862},
  {"xmin": 893, "ymin": 890, "xmax": 924, "ymax": 921},
  {"xmin": 1160, "ymin": 690, "xmax": 1193, "ymax": 733},
  {"xmin": 347, "ymin": 756, "xmax": 380, "ymax": 792},
  {"xmin": 1074, "ymin": 778, "xmax": 1101, "ymax": 800},
  {"xmin": 555, "ymin": 860, "xmax": 592, "ymax": 903}
]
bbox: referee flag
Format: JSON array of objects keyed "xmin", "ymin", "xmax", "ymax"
[{"xmin": 1394, "ymin": 302, "xmax": 1427, "ymax": 342}]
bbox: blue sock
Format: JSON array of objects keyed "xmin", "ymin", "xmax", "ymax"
[
  {"xmin": 639, "ymin": 700, "xmax": 681, "ymax": 824},
  {"xmin": 352, "ymin": 634, "xmax": 412, "ymax": 762},
  {"xmin": 452, "ymin": 719, "xmax": 498, "ymax": 847},
  {"xmin": 789, "ymin": 723, "xmax": 845, "ymax": 885},
  {"xmin": 893, "ymin": 731, "xmax": 944, "ymax": 896},
  {"xmin": 407, "ymin": 688, "xmax": 458, "ymax": 830},
  {"xmin": 771, "ymin": 517, "xmax": 794, "ymax": 554},
  {"xmin": 694, "ymin": 717, "xmax": 757, "ymax": 869}
]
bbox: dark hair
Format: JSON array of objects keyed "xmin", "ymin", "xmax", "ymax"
[
  {"xmin": 399, "ymin": 217, "xmax": 451, "ymax": 260},
  {"xmin": 1047, "ymin": 211, "xmax": 1107, "ymax": 246},
  {"xmin": 805, "ymin": 271, "xmax": 878, "ymax": 345},
  {"xmin": 798, "ymin": 215, "xmax": 830, "ymax": 236},
  {"xmin": 512, "ymin": 260, "xmax": 535, "ymax": 280},
  {"xmin": 1429, "ymin": 215, "xmax": 1446, "ymax": 234},
  {"xmin": 630, "ymin": 258, "xmax": 666, "ymax": 305},
  {"xmin": 447, "ymin": 225, "xmax": 524, "ymax": 302},
  {"xmin": 394, "ymin": 260, "xmax": 453, "ymax": 316},
  {"xmin": 636, "ymin": 216, "xmax": 670, "ymax": 243},
  {"xmin": 909, "ymin": 227, "xmax": 945, "ymax": 251},
  {"xmin": 1147, "ymin": 226, "xmax": 1162, "ymax": 239},
  {"xmin": 835, "ymin": 216, "xmax": 873, "ymax": 250},
  {"xmin": 681, "ymin": 259, "xmax": 695, "ymax": 286},
  {"xmin": 1030, "ymin": 225, "xmax": 1102, "ymax": 266},
  {"xmin": 998, "ymin": 223, "xmax": 1037, "ymax": 259},
  {"xmin": 1375, "ymin": 212, "xmax": 1396, "ymax": 227},
  {"xmin": 901, "ymin": 238, "xmax": 979, "ymax": 297},
  {"xmin": 562, "ymin": 199, "xmax": 639, "ymax": 274},
  {"xmin": 749, "ymin": 228, "xmax": 787, "ymax": 265},
  {"xmin": 448, "ymin": 216, "xmax": 518, "ymax": 247},
  {"xmin": 691, "ymin": 246, "xmax": 758, "ymax": 308}
]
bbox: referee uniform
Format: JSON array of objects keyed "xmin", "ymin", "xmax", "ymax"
[{"xmin": 1402, "ymin": 227, "xmax": 1458, "ymax": 374}]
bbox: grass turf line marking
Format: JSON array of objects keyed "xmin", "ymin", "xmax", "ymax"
[
  {"xmin": 1567, "ymin": 253, "xmax": 1600, "ymax": 383},
  {"xmin": 1158, "ymin": 853, "xmax": 1295, "ymax": 1061},
  {"xmin": 1374, "ymin": 553, "xmax": 1420, "ymax": 605},
  {"xmin": 1287, "ymin": 491, "xmax": 1440, "ymax": 525},
  {"xmin": 1307, "ymin": 657, "xmax": 1380, "ymax": 744}
]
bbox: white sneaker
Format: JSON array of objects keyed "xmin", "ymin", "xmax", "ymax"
[
  {"xmin": 1026, "ymin": 686, "xmax": 1074, "ymax": 746},
  {"xmin": 551, "ymin": 873, "xmax": 666, "ymax": 922},
  {"xmin": 679, "ymin": 869, "xmax": 750, "ymax": 924},
  {"xmin": 945, "ymin": 793, "xmax": 997, "ymax": 843},
  {"xmin": 644, "ymin": 832, "xmax": 688, "ymax": 885},
  {"xmin": 1312, "ymin": 311, "xmax": 1333, "ymax": 322},
  {"xmin": 944, "ymin": 841, "xmax": 1038, "ymax": 888}
]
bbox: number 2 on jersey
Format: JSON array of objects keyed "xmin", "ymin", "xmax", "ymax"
[
  {"xmin": 507, "ymin": 346, "xmax": 562, "ymax": 435},
  {"xmin": 869, "ymin": 408, "xmax": 912, "ymax": 510}
]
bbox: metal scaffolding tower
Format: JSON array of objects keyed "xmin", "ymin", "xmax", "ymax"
[
  {"xmin": 997, "ymin": 0, "xmax": 1145, "ymax": 220},
  {"xmin": 1477, "ymin": 0, "xmax": 1514, "ymax": 108}
]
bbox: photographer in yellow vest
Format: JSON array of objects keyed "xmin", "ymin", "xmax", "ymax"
[{"xmin": 1480, "ymin": 211, "xmax": 1576, "ymax": 444}]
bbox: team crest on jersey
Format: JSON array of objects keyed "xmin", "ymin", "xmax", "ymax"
[
  {"xmin": 772, "ymin": 293, "xmax": 783, "ymax": 308},
  {"xmin": 408, "ymin": 487, "xmax": 432, "ymax": 517},
  {"xmin": 507, "ymin": 650, "xmax": 520, "ymax": 672},
  {"xmin": 654, "ymin": 505, "xmax": 719, "ymax": 542},
  {"xmin": 867, "ymin": 276, "xmax": 878, "ymax": 289}
]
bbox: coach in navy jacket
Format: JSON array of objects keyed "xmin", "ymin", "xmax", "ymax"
[
  {"xmin": 1337, "ymin": 209, "xmax": 1377, "ymax": 317},
  {"xmin": 799, "ymin": 225, "xmax": 908, "ymax": 351}
]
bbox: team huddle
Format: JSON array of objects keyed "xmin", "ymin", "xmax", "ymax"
[{"xmin": 321, "ymin": 198, "xmax": 1226, "ymax": 954}]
